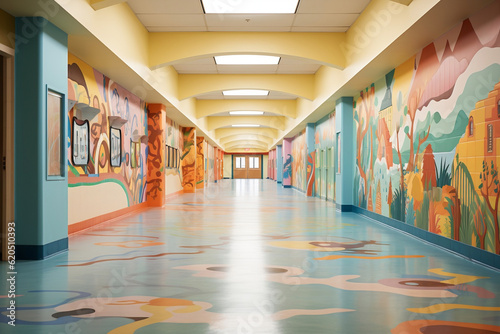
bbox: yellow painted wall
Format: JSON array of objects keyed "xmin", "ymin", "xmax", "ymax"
[{"xmin": 68, "ymin": 182, "xmax": 128, "ymax": 225}]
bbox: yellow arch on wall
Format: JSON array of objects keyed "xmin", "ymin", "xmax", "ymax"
[
  {"xmin": 225, "ymin": 143, "xmax": 269, "ymax": 152},
  {"xmin": 196, "ymin": 99, "xmax": 297, "ymax": 118},
  {"xmin": 149, "ymin": 32, "xmax": 346, "ymax": 70},
  {"xmin": 223, "ymin": 139, "xmax": 270, "ymax": 150},
  {"xmin": 220, "ymin": 135, "xmax": 274, "ymax": 146},
  {"xmin": 207, "ymin": 116, "xmax": 285, "ymax": 131},
  {"xmin": 215, "ymin": 127, "xmax": 279, "ymax": 140},
  {"xmin": 178, "ymin": 74, "xmax": 314, "ymax": 100}
]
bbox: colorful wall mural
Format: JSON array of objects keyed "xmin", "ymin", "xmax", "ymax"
[
  {"xmin": 196, "ymin": 137, "xmax": 205, "ymax": 189},
  {"xmin": 146, "ymin": 104, "xmax": 165, "ymax": 207},
  {"xmin": 291, "ymin": 130, "xmax": 307, "ymax": 192},
  {"xmin": 181, "ymin": 127, "xmax": 196, "ymax": 193},
  {"xmin": 283, "ymin": 139, "xmax": 292, "ymax": 187},
  {"xmin": 314, "ymin": 111, "xmax": 336, "ymax": 201},
  {"xmin": 353, "ymin": 2, "xmax": 500, "ymax": 255},
  {"xmin": 207, "ymin": 143, "xmax": 215, "ymax": 183},
  {"xmin": 67, "ymin": 54, "xmax": 147, "ymax": 225}
]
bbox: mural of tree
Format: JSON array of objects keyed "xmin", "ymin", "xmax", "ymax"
[
  {"xmin": 421, "ymin": 144, "xmax": 437, "ymax": 190},
  {"xmin": 479, "ymin": 159, "xmax": 500, "ymax": 254},
  {"xmin": 403, "ymin": 89, "xmax": 432, "ymax": 173},
  {"xmin": 356, "ymin": 85, "xmax": 375, "ymax": 201},
  {"xmin": 473, "ymin": 200, "xmax": 487, "ymax": 250}
]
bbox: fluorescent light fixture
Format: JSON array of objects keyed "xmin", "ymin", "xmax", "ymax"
[
  {"xmin": 202, "ymin": 0, "xmax": 299, "ymax": 14},
  {"xmin": 232, "ymin": 124, "xmax": 260, "ymax": 127},
  {"xmin": 223, "ymin": 90, "xmax": 269, "ymax": 96},
  {"xmin": 229, "ymin": 111, "xmax": 265, "ymax": 115},
  {"xmin": 215, "ymin": 55, "xmax": 280, "ymax": 65}
]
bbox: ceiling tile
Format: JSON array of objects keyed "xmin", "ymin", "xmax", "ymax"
[
  {"xmin": 268, "ymin": 91, "xmax": 297, "ymax": 99},
  {"xmin": 290, "ymin": 26, "xmax": 348, "ymax": 32},
  {"xmin": 127, "ymin": 0, "xmax": 204, "ymax": 14},
  {"xmin": 147, "ymin": 26, "xmax": 208, "ymax": 32},
  {"xmin": 196, "ymin": 92, "xmax": 224, "ymax": 100},
  {"xmin": 207, "ymin": 26, "xmax": 292, "ymax": 32},
  {"xmin": 217, "ymin": 65, "xmax": 278, "ymax": 74},
  {"xmin": 293, "ymin": 13, "xmax": 358, "ymax": 26},
  {"xmin": 137, "ymin": 14, "xmax": 206, "ymax": 26},
  {"xmin": 296, "ymin": 0, "xmax": 371, "ymax": 14},
  {"xmin": 278, "ymin": 57, "xmax": 316, "ymax": 65},
  {"xmin": 179, "ymin": 57, "xmax": 216, "ymax": 65},
  {"xmin": 277, "ymin": 64, "xmax": 321, "ymax": 74},
  {"xmin": 205, "ymin": 14, "xmax": 295, "ymax": 27},
  {"xmin": 173, "ymin": 64, "xmax": 218, "ymax": 74}
]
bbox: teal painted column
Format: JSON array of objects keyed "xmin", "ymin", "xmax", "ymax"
[
  {"xmin": 335, "ymin": 97, "xmax": 354, "ymax": 211},
  {"xmin": 305, "ymin": 123, "xmax": 315, "ymax": 196},
  {"xmin": 276, "ymin": 145, "xmax": 283, "ymax": 184},
  {"xmin": 15, "ymin": 17, "xmax": 69, "ymax": 259}
]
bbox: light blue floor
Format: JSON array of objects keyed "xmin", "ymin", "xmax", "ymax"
[{"xmin": 1, "ymin": 179, "xmax": 500, "ymax": 333}]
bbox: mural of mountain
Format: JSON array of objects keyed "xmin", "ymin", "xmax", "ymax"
[
  {"xmin": 410, "ymin": 44, "xmax": 440, "ymax": 104},
  {"xmin": 454, "ymin": 20, "xmax": 483, "ymax": 62},
  {"xmin": 400, "ymin": 63, "xmax": 500, "ymax": 157},
  {"xmin": 419, "ymin": 20, "xmax": 485, "ymax": 109},
  {"xmin": 419, "ymin": 55, "xmax": 468, "ymax": 109}
]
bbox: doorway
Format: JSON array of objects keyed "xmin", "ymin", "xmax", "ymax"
[
  {"xmin": 1, "ymin": 53, "xmax": 14, "ymax": 261},
  {"xmin": 233, "ymin": 155, "xmax": 262, "ymax": 179},
  {"xmin": 0, "ymin": 55, "xmax": 4, "ymax": 260}
]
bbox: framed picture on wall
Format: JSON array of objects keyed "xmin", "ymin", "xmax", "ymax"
[
  {"xmin": 47, "ymin": 89, "xmax": 64, "ymax": 178},
  {"xmin": 72, "ymin": 117, "xmax": 90, "ymax": 166},
  {"xmin": 110, "ymin": 127, "xmax": 122, "ymax": 167}
]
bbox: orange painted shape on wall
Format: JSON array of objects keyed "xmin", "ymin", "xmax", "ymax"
[
  {"xmin": 147, "ymin": 104, "xmax": 166, "ymax": 207},
  {"xmin": 196, "ymin": 137, "xmax": 205, "ymax": 189},
  {"xmin": 182, "ymin": 127, "xmax": 196, "ymax": 193}
]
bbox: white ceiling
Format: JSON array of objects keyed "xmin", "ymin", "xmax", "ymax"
[{"xmin": 127, "ymin": 0, "xmax": 371, "ymax": 32}]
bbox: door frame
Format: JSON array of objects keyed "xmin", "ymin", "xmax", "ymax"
[{"xmin": 1, "ymin": 44, "xmax": 14, "ymax": 261}]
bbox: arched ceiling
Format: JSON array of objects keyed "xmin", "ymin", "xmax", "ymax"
[
  {"xmin": 125, "ymin": 0, "xmax": 371, "ymax": 153},
  {"xmin": 1, "ymin": 0, "xmax": 492, "ymax": 153}
]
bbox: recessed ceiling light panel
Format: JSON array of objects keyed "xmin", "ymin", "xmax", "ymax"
[
  {"xmin": 215, "ymin": 55, "xmax": 280, "ymax": 65},
  {"xmin": 202, "ymin": 0, "xmax": 299, "ymax": 14},
  {"xmin": 223, "ymin": 90, "xmax": 269, "ymax": 96},
  {"xmin": 229, "ymin": 111, "xmax": 265, "ymax": 115}
]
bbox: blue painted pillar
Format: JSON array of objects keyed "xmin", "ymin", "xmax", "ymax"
[
  {"xmin": 276, "ymin": 145, "xmax": 283, "ymax": 184},
  {"xmin": 305, "ymin": 123, "xmax": 315, "ymax": 196},
  {"xmin": 335, "ymin": 97, "xmax": 354, "ymax": 211},
  {"xmin": 15, "ymin": 18, "xmax": 69, "ymax": 259}
]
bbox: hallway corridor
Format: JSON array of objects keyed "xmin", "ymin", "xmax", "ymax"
[{"xmin": 2, "ymin": 179, "xmax": 500, "ymax": 333}]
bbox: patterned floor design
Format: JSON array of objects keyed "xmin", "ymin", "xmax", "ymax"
[{"xmin": 1, "ymin": 179, "xmax": 499, "ymax": 333}]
